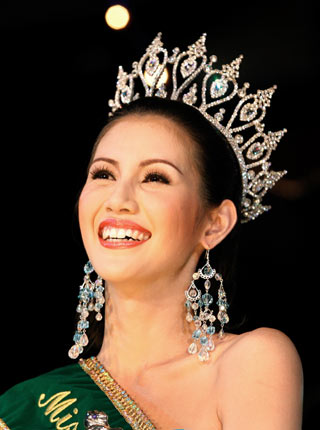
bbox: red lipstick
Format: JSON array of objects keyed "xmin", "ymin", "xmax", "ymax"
[{"xmin": 98, "ymin": 218, "xmax": 151, "ymax": 250}]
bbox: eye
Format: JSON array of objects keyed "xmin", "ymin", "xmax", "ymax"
[
  {"xmin": 89, "ymin": 166, "xmax": 170, "ymax": 184},
  {"xmin": 90, "ymin": 166, "xmax": 114, "ymax": 180},
  {"xmin": 143, "ymin": 170, "xmax": 170, "ymax": 184}
]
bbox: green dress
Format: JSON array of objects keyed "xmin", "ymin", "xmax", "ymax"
[{"xmin": 0, "ymin": 356, "xmax": 157, "ymax": 430}]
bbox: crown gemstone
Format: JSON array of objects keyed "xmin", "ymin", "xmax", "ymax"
[
  {"xmin": 120, "ymin": 86, "xmax": 132, "ymax": 104},
  {"xmin": 155, "ymin": 83, "xmax": 167, "ymax": 98},
  {"xmin": 181, "ymin": 57, "xmax": 197, "ymax": 78},
  {"xmin": 146, "ymin": 56, "xmax": 160, "ymax": 76},
  {"xmin": 243, "ymin": 198, "xmax": 251, "ymax": 208},
  {"xmin": 252, "ymin": 181, "xmax": 264, "ymax": 193},
  {"xmin": 183, "ymin": 84, "xmax": 197, "ymax": 105},
  {"xmin": 240, "ymin": 103, "xmax": 257, "ymax": 121},
  {"xmin": 247, "ymin": 142, "xmax": 264, "ymax": 159},
  {"xmin": 210, "ymin": 75, "xmax": 228, "ymax": 98}
]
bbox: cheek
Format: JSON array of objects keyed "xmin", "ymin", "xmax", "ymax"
[
  {"xmin": 78, "ymin": 185, "xmax": 96, "ymax": 240},
  {"xmin": 156, "ymin": 190, "xmax": 199, "ymax": 244}
]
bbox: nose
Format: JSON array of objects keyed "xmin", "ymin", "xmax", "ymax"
[{"xmin": 104, "ymin": 180, "xmax": 138, "ymax": 214}]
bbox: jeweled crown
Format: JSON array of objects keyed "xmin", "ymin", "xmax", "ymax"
[{"xmin": 108, "ymin": 32, "xmax": 287, "ymax": 223}]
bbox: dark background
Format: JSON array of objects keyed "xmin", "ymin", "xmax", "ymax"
[{"xmin": 1, "ymin": 0, "xmax": 319, "ymax": 428}]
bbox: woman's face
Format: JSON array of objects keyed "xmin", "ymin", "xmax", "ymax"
[{"xmin": 78, "ymin": 114, "xmax": 207, "ymax": 283}]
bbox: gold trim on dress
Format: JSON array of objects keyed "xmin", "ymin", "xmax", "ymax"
[
  {"xmin": 0, "ymin": 418, "xmax": 10, "ymax": 430},
  {"xmin": 79, "ymin": 357, "xmax": 157, "ymax": 430}
]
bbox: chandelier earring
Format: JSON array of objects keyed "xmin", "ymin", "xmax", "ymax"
[
  {"xmin": 185, "ymin": 248, "xmax": 229, "ymax": 362},
  {"xmin": 68, "ymin": 261, "xmax": 105, "ymax": 360}
]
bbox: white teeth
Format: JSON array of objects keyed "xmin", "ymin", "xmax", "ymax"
[
  {"xmin": 117, "ymin": 228, "xmax": 126, "ymax": 238},
  {"xmin": 110, "ymin": 228, "xmax": 117, "ymax": 237},
  {"xmin": 125, "ymin": 229, "xmax": 132, "ymax": 237},
  {"xmin": 131, "ymin": 230, "xmax": 139, "ymax": 239},
  {"xmin": 102, "ymin": 226, "xmax": 151, "ymax": 241},
  {"xmin": 102, "ymin": 228, "xmax": 109, "ymax": 240}
]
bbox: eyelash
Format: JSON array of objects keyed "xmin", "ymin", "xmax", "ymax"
[{"xmin": 89, "ymin": 166, "xmax": 171, "ymax": 184}]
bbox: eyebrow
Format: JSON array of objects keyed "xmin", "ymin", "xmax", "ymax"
[{"xmin": 89, "ymin": 157, "xmax": 183, "ymax": 175}]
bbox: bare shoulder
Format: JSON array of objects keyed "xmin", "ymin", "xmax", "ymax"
[
  {"xmin": 220, "ymin": 327, "xmax": 303, "ymax": 381},
  {"xmin": 215, "ymin": 328, "xmax": 304, "ymax": 429},
  {"xmin": 228, "ymin": 326, "xmax": 299, "ymax": 350}
]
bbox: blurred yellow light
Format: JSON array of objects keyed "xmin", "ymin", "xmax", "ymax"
[
  {"xmin": 144, "ymin": 68, "xmax": 169, "ymax": 88},
  {"xmin": 105, "ymin": 5, "xmax": 130, "ymax": 30}
]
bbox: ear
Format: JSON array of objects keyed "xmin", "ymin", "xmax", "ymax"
[{"xmin": 200, "ymin": 199, "xmax": 238, "ymax": 250}]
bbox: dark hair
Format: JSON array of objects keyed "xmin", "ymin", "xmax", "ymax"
[{"xmin": 80, "ymin": 96, "xmax": 244, "ymax": 354}]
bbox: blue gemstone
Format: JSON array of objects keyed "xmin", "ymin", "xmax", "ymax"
[
  {"xmin": 84, "ymin": 261, "xmax": 94, "ymax": 274},
  {"xmin": 202, "ymin": 293, "xmax": 213, "ymax": 306},
  {"xmin": 200, "ymin": 336, "xmax": 208, "ymax": 345},
  {"xmin": 192, "ymin": 329, "xmax": 202, "ymax": 339},
  {"xmin": 185, "ymin": 300, "xmax": 191, "ymax": 308},
  {"xmin": 73, "ymin": 332, "xmax": 82, "ymax": 342},
  {"xmin": 217, "ymin": 299, "xmax": 229, "ymax": 308},
  {"xmin": 202, "ymin": 265, "xmax": 214, "ymax": 277},
  {"xmin": 207, "ymin": 326, "xmax": 216, "ymax": 335},
  {"xmin": 77, "ymin": 320, "xmax": 89, "ymax": 330}
]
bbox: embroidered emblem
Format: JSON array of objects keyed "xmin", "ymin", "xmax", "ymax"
[
  {"xmin": 38, "ymin": 391, "xmax": 79, "ymax": 430},
  {"xmin": 85, "ymin": 410, "xmax": 123, "ymax": 430}
]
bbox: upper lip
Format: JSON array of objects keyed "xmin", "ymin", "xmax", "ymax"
[{"xmin": 98, "ymin": 218, "xmax": 152, "ymax": 237}]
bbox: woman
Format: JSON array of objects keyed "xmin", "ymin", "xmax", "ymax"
[{"xmin": 0, "ymin": 34, "xmax": 303, "ymax": 430}]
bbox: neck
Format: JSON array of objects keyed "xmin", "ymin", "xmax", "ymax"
[{"xmin": 96, "ymin": 256, "xmax": 199, "ymax": 385}]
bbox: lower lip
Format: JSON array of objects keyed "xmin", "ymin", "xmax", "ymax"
[{"xmin": 98, "ymin": 237, "xmax": 150, "ymax": 249}]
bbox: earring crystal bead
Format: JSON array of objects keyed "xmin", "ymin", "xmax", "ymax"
[
  {"xmin": 185, "ymin": 249, "xmax": 229, "ymax": 362},
  {"xmin": 68, "ymin": 261, "xmax": 105, "ymax": 360}
]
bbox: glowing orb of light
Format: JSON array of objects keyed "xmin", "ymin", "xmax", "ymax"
[{"xmin": 105, "ymin": 5, "xmax": 130, "ymax": 30}]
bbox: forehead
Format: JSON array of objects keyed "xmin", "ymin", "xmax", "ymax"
[{"xmin": 95, "ymin": 114, "xmax": 194, "ymax": 162}]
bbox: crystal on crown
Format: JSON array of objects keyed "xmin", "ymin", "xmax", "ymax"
[{"xmin": 108, "ymin": 32, "xmax": 287, "ymax": 223}]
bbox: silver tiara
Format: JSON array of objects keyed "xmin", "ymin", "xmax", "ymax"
[{"xmin": 108, "ymin": 32, "xmax": 287, "ymax": 223}]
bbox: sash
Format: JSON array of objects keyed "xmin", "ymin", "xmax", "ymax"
[
  {"xmin": 0, "ymin": 358, "xmax": 156, "ymax": 430},
  {"xmin": 79, "ymin": 357, "xmax": 156, "ymax": 430}
]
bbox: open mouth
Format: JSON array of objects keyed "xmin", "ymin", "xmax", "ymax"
[
  {"xmin": 99, "ymin": 227, "xmax": 151, "ymax": 241},
  {"xmin": 98, "ymin": 226, "xmax": 151, "ymax": 248}
]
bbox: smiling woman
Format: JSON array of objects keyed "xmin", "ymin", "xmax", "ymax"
[
  {"xmin": 79, "ymin": 96, "xmax": 242, "ymax": 281},
  {"xmin": 0, "ymin": 34, "xmax": 303, "ymax": 430}
]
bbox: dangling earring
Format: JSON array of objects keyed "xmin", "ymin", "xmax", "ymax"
[
  {"xmin": 68, "ymin": 261, "xmax": 105, "ymax": 359},
  {"xmin": 185, "ymin": 248, "xmax": 229, "ymax": 362}
]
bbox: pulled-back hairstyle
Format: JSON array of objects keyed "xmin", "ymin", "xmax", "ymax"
[{"xmin": 80, "ymin": 96, "xmax": 244, "ymax": 353}]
